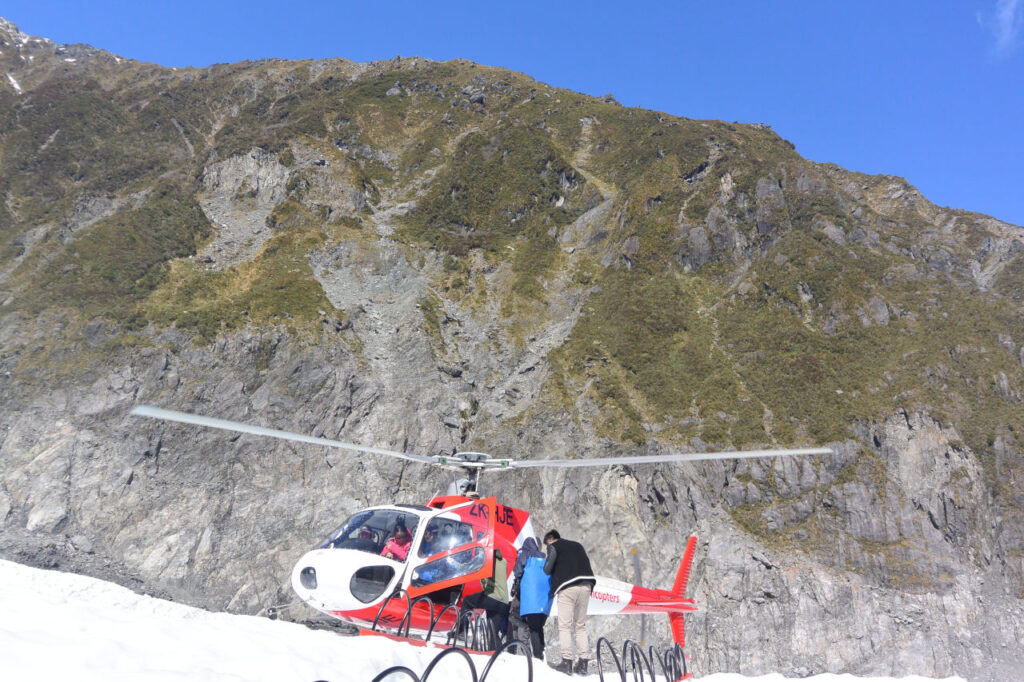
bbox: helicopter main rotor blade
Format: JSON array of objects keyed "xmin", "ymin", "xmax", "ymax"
[
  {"xmin": 510, "ymin": 447, "xmax": 832, "ymax": 469},
  {"xmin": 130, "ymin": 405, "xmax": 439, "ymax": 464}
]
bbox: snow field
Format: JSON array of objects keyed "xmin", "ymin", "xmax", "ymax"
[{"xmin": 0, "ymin": 560, "xmax": 965, "ymax": 682}]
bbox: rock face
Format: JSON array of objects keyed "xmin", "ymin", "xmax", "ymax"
[
  {"xmin": 198, "ymin": 149, "xmax": 290, "ymax": 268},
  {"xmin": 1, "ymin": 17, "xmax": 1024, "ymax": 682}
]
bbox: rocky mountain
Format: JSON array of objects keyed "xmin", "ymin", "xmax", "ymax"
[{"xmin": 1, "ymin": 17, "xmax": 1023, "ymax": 681}]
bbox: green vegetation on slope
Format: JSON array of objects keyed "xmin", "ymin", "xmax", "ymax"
[
  {"xmin": 11, "ymin": 181, "xmax": 211, "ymax": 319},
  {"xmin": 138, "ymin": 199, "xmax": 338, "ymax": 342},
  {"xmin": 400, "ymin": 122, "xmax": 599, "ymax": 299}
]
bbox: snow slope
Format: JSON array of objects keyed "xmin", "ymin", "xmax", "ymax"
[{"xmin": 0, "ymin": 559, "xmax": 965, "ymax": 682}]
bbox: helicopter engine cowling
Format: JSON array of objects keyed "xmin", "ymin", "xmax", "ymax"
[{"xmin": 291, "ymin": 548, "xmax": 403, "ymax": 613}]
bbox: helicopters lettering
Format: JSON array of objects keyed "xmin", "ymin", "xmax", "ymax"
[{"xmin": 131, "ymin": 405, "xmax": 831, "ymax": 649}]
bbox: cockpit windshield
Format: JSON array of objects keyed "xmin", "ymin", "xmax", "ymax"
[
  {"xmin": 417, "ymin": 517, "xmax": 478, "ymax": 558},
  {"xmin": 320, "ymin": 509, "xmax": 420, "ymax": 562}
]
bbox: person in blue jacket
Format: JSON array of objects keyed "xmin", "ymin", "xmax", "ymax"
[{"xmin": 513, "ymin": 537, "xmax": 552, "ymax": 660}]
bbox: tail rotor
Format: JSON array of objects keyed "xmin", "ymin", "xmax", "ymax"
[{"xmin": 668, "ymin": 535, "xmax": 698, "ymax": 648}]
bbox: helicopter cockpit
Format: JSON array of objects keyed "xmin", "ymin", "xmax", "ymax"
[
  {"xmin": 294, "ymin": 500, "xmax": 498, "ymax": 616},
  {"xmin": 319, "ymin": 508, "xmax": 421, "ymax": 560}
]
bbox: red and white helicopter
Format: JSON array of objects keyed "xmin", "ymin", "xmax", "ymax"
[{"xmin": 131, "ymin": 405, "xmax": 830, "ymax": 650}]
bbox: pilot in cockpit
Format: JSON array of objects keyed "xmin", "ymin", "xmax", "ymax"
[{"xmin": 418, "ymin": 523, "xmax": 440, "ymax": 558}]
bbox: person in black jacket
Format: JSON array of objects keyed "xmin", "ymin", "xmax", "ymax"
[{"xmin": 543, "ymin": 529, "xmax": 595, "ymax": 675}]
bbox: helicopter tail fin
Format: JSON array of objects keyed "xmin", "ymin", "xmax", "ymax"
[{"xmin": 668, "ymin": 535, "xmax": 697, "ymax": 648}]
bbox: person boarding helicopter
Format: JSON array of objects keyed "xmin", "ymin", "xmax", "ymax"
[{"xmin": 544, "ymin": 529, "xmax": 595, "ymax": 674}]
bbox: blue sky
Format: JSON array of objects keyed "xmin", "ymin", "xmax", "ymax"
[{"xmin": 5, "ymin": 1, "xmax": 1023, "ymax": 226}]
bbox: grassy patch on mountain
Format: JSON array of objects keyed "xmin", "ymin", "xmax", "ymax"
[
  {"xmin": 137, "ymin": 199, "xmax": 337, "ymax": 342},
  {"xmin": 399, "ymin": 123, "xmax": 594, "ymax": 301},
  {"xmin": 920, "ymin": 287, "xmax": 1024, "ymax": 476},
  {"xmin": 212, "ymin": 63, "xmax": 464, "ymax": 167},
  {"xmin": 0, "ymin": 78, "xmax": 185, "ymax": 227},
  {"xmin": 714, "ymin": 218, "xmax": 1024, "ymax": 454},
  {"xmin": 584, "ymin": 109, "xmax": 708, "ymax": 187},
  {"xmin": 10, "ymin": 181, "xmax": 211, "ymax": 320},
  {"xmin": 550, "ymin": 268, "xmax": 772, "ymax": 445},
  {"xmin": 555, "ymin": 271, "xmax": 695, "ymax": 405},
  {"xmin": 718, "ymin": 300, "xmax": 878, "ymax": 444},
  {"xmin": 401, "ymin": 125, "xmax": 583, "ymax": 252},
  {"xmin": 545, "ymin": 151, "xmax": 1024, "ymax": 453},
  {"xmin": 993, "ymin": 257, "xmax": 1024, "ymax": 307}
]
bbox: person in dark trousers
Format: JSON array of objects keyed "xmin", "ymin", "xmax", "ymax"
[
  {"xmin": 543, "ymin": 529, "xmax": 595, "ymax": 675},
  {"xmin": 510, "ymin": 537, "xmax": 551, "ymax": 659},
  {"xmin": 461, "ymin": 548, "xmax": 510, "ymax": 636}
]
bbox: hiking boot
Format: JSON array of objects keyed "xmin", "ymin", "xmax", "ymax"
[
  {"xmin": 552, "ymin": 658, "xmax": 574, "ymax": 674},
  {"xmin": 573, "ymin": 658, "xmax": 589, "ymax": 674}
]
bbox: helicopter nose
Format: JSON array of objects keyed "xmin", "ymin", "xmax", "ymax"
[
  {"xmin": 299, "ymin": 566, "xmax": 317, "ymax": 590},
  {"xmin": 292, "ymin": 549, "xmax": 401, "ymax": 612}
]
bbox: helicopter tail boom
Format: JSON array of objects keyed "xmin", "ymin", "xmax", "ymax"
[{"xmin": 583, "ymin": 535, "xmax": 699, "ymax": 650}]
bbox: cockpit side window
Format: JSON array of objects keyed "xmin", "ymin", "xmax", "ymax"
[{"xmin": 417, "ymin": 518, "xmax": 476, "ymax": 558}]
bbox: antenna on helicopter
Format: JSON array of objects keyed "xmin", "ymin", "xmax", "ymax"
[{"xmin": 130, "ymin": 405, "xmax": 833, "ymax": 490}]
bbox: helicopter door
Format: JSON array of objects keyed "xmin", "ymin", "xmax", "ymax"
[{"xmin": 406, "ymin": 497, "xmax": 497, "ymax": 600}]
